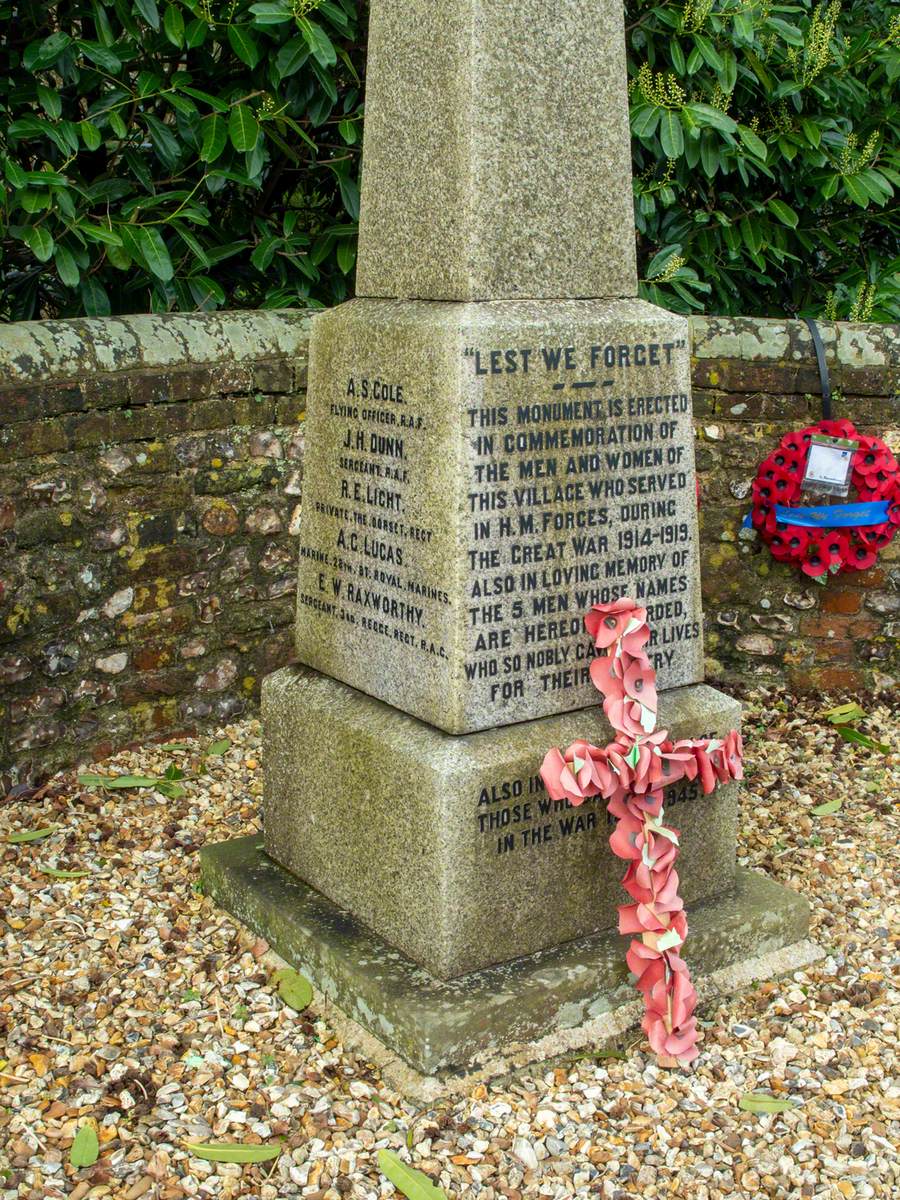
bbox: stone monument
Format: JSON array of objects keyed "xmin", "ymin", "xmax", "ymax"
[{"xmin": 202, "ymin": 0, "xmax": 812, "ymax": 1079}]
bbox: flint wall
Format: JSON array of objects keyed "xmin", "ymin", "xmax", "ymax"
[{"xmin": 1, "ymin": 312, "xmax": 897, "ymax": 786}]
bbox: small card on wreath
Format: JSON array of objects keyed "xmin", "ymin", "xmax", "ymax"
[{"xmin": 803, "ymin": 434, "xmax": 857, "ymax": 497}]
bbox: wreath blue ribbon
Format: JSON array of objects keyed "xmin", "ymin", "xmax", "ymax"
[{"xmin": 743, "ymin": 501, "xmax": 891, "ymax": 530}]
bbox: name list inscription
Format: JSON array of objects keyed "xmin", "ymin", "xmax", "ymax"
[{"xmin": 296, "ymin": 374, "xmax": 452, "ymax": 662}]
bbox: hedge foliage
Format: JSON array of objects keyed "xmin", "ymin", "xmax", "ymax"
[
  {"xmin": 628, "ymin": 1, "xmax": 900, "ymax": 321},
  {"xmin": 2, "ymin": 1, "xmax": 899, "ymax": 321},
  {"xmin": 2, "ymin": 0, "xmax": 365, "ymax": 319}
]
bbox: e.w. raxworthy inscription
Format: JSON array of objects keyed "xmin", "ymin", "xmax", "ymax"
[{"xmin": 294, "ymin": 299, "xmax": 704, "ymax": 735}]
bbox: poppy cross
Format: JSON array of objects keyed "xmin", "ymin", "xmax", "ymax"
[{"xmin": 541, "ymin": 598, "xmax": 743, "ymax": 1066}]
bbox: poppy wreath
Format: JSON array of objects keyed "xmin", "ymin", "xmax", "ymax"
[{"xmin": 751, "ymin": 418, "xmax": 900, "ymax": 578}]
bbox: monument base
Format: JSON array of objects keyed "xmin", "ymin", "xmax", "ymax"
[
  {"xmin": 262, "ymin": 666, "xmax": 744, "ymax": 980},
  {"xmin": 201, "ymin": 837, "xmax": 814, "ymax": 1081}
]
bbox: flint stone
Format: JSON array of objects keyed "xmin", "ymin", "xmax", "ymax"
[
  {"xmin": 294, "ymin": 296, "xmax": 702, "ymax": 735},
  {"xmin": 356, "ymin": 0, "xmax": 637, "ymax": 301},
  {"xmin": 262, "ymin": 665, "xmax": 740, "ymax": 980},
  {"xmin": 200, "ymin": 838, "xmax": 812, "ymax": 1077}
]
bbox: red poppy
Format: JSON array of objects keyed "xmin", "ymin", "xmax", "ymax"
[
  {"xmin": 820, "ymin": 530, "xmax": 850, "ymax": 566},
  {"xmin": 767, "ymin": 532, "xmax": 793, "ymax": 561},
  {"xmin": 782, "ymin": 526, "xmax": 811, "ymax": 557},
  {"xmin": 770, "ymin": 468, "xmax": 799, "ymax": 501},
  {"xmin": 846, "ymin": 543, "xmax": 878, "ymax": 571},
  {"xmin": 856, "ymin": 524, "xmax": 891, "ymax": 550},
  {"xmin": 801, "ymin": 542, "xmax": 829, "ymax": 577},
  {"xmin": 818, "ymin": 418, "xmax": 857, "ymax": 440},
  {"xmin": 780, "ymin": 432, "xmax": 806, "ymax": 454},
  {"xmin": 854, "ymin": 439, "xmax": 892, "ymax": 478}
]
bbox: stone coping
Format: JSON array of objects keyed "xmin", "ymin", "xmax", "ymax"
[
  {"xmin": 1, "ymin": 311, "xmax": 895, "ymax": 386},
  {"xmin": 0, "ymin": 310, "xmax": 315, "ymax": 384}
]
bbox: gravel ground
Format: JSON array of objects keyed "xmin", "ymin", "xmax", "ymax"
[{"xmin": 1, "ymin": 690, "xmax": 898, "ymax": 1200}]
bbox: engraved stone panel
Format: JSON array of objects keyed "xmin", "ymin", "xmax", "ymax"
[
  {"xmin": 263, "ymin": 666, "xmax": 739, "ymax": 980},
  {"xmin": 294, "ymin": 297, "xmax": 704, "ymax": 735}
]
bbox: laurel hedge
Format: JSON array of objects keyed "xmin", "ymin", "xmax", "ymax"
[{"xmin": 2, "ymin": 1, "xmax": 898, "ymax": 320}]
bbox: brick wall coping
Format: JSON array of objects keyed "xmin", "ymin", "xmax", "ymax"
[
  {"xmin": 0, "ymin": 310, "xmax": 316, "ymax": 385},
  {"xmin": 1, "ymin": 311, "xmax": 895, "ymax": 387},
  {"xmin": 690, "ymin": 316, "xmax": 899, "ymax": 372}
]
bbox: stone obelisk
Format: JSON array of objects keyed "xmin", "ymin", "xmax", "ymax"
[{"xmin": 202, "ymin": 0, "xmax": 813, "ymax": 1080}]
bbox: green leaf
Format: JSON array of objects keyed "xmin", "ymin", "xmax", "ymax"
[
  {"xmin": 822, "ymin": 702, "xmax": 866, "ymax": 724},
  {"xmin": 767, "ymin": 199, "xmax": 798, "ymax": 228},
  {"xmin": 275, "ymin": 36, "xmax": 309, "ymax": 78},
  {"xmin": 273, "ymin": 968, "xmax": 313, "ymax": 1012},
  {"xmin": 77, "ymin": 772, "xmax": 162, "ymax": 790},
  {"xmin": 79, "ymin": 120, "xmax": 102, "ymax": 150},
  {"xmin": 134, "ymin": 0, "xmax": 161, "ymax": 31},
  {"xmin": 179, "ymin": 85, "xmax": 228, "ymax": 113},
  {"xmin": 631, "ymin": 105, "xmax": 660, "ymax": 139},
  {"xmin": 378, "ymin": 1150, "xmax": 447, "ymax": 1200},
  {"xmin": 659, "ymin": 110, "xmax": 684, "ymax": 158},
  {"xmin": 164, "ymin": 5, "xmax": 185, "ymax": 46},
  {"xmin": 800, "ymin": 119, "xmax": 821, "ymax": 149},
  {"xmin": 39, "ymin": 866, "xmax": 92, "ymax": 879},
  {"xmin": 693, "ymin": 33, "xmax": 724, "ymax": 72},
  {"xmin": 645, "ymin": 243, "xmax": 682, "ymax": 280},
  {"xmin": 184, "ymin": 18, "xmax": 208, "ymax": 48},
  {"xmin": 734, "ymin": 11, "xmax": 754, "ymax": 41},
  {"xmin": 80, "ymin": 276, "xmax": 111, "ymax": 315},
  {"xmin": 136, "ymin": 227, "xmax": 174, "ymax": 281},
  {"xmin": 186, "ymin": 1142, "xmax": 282, "ymax": 1164},
  {"xmin": 740, "ymin": 215, "xmax": 764, "ymax": 256},
  {"xmin": 144, "ymin": 114, "xmax": 181, "ymax": 171},
  {"xmin": 24, "ymin": 32, "xmax": 72, "ymax": 70},
  {"xmin": 842, "ymin": 175, "xmax": 869, "ymax": 209},
  {"xmin": 837, "ymin": 726, "xmax": 889, "ymax": 754},
  {"xmin": 684, "ymin": 103, "xmax": 737, "ymax": 134},
  {"xmin": 70, "ymin": 1123, "xmax": 100, "ymax": 1168},
  {"xmin": 336, "ymin": 171, "xmax": 360, "ymax": 220},
  {"xmin": 251, "ymin": 236, "xmax": 281, "ymax": 270},
  {"xmin": 739, "ymin": 1093, "xmax": 797, "ymax": 1115},
  {"xmin": 338, "ymin": 119, "xmax": 358, "ymax": 145},
  {"xmin": 767, "ymin": 18, "xmax": 804, "ymax": 47},
  {"xmin": 206, "ymin": 738, "xmax": 232, "ymax": 756},
  {"xmin": 249, "ymin": 2, "xmax": 293, "ymax": 21},
  {"xmin": 737, "ymin": 125, "xmax": 767, "ymax": 161},
  {"xmin": 229, "ymin": 105, "xmax": 260, "ymax": 153},
  {"xmin": 228, "ymin": 26, "xmax": 261, "ymax": 68},
  {"xmin": 810, "ymin": 798, "xmax": 843, "ymax": 817},
  {"xmin": 336, "ymin": 240, "xmax": 356, "ymax": 274},
  {"xmin": 4, "ymin": 157, "xmax": 28, "ymax": 188},
  {"xmin": 37, "ymin": 85, "xmax": 62, "ymax": 120},
  {"xmin": 23, "ymin": 226, "xmax": 55, "ymax": 262},
  {"xmin": 700, "ymin": 133, "xmax": 719, "ymax": 178},
  {"xmin": 54, "ymin": 245, "xmax": 81, "ymax": 287},
  {"xmin": 199, "ymin": 115, "xmax": 228, "ymax": 164},
  {"xmin": 78, "ymin": 223, "xmax": 122, "ymax": 247},
  {"xmin": 7, "ymin": 826, "xmax": 56, "ymax": 844},
  {"xmin": 300, "ymin": 17, "xmax": 337, "ymax": 67},
  {"xmin": 77, "ymin": 40, "xmax": 122, "ymax": 72}
]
